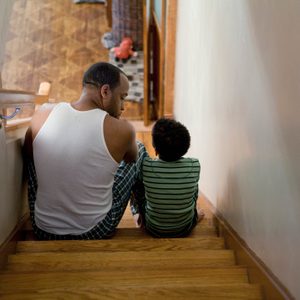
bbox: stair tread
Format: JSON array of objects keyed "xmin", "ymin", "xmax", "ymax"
[
  {"xmin": 0, "ymin": 284, "xmax": 263, "ymax": 300},
  {"xmin": 22, "ymin": 217, "xmax": 215, "ymax": 230},
  {"xmin": 6, "ymin": 249, "xmax": 236, "ymax": 272},
  {"xmin": 20, "ymin": 226, "xmax": 217, "ymax": 241},
  {"xmin": 16, "ymin": 236, "xmax": 224, "ymax": 253},
  {"xmin": 0, "ymin": 269, "xmax": 257, "ymax": 292},
  {"xmin": 113, "ymin": 226, "xmax": 217, "ymax": 239}
]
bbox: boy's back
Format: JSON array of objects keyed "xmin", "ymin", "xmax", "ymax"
[
  {"xmin": 132, "ymin": 118, "xmax": 203, "ymax": 238},
  {"xmin": 142, "ymin": 156, "xmax": 200, "ymax": 237}
]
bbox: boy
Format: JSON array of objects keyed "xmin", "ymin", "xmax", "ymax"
[{"xmin": 132, "ymin": 118, "xmax": 204, "ymax": 238}]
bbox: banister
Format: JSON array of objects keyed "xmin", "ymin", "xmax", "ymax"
[
  {"xmin": 0, "ymin": 107, "xmax": 21, "ymax": 120},
  {"xmin": 0, "ymin": 82, "xmax": 51, "ymax": 129},
  {"xmin": 0, "ymin": 89, "xmax": 40, "ymax": 108}
]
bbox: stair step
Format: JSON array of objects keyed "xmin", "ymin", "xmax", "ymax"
[
  {"xmin": 0, "ymin": 269, "xmax": 255, "ymax": 293},
  {"xmin": 19, "ymin": 224, "xmax": 217, "ymax": 241},
  {"xmin": 113, "ymin": 225, "xmax": 217, "ymax": 239},
  {"xmin": 22, "ymin": 216, "xmax": 214, "ymax": 230},
  {"xmin": 16, "ymin": 236, "xmax": 224, "ymax": 253},
  {"xmin": 0, "ymin": 284, "xmax": 263, "ymax": 300},
  {"xmin": 117, "ymin": 215, "xmax": 214, "ymax": 227},
  {"xmin": 6, "ymin": 249, "xmax": 235, "ymax": 272}
]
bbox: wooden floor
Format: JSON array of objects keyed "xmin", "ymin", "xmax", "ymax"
[
  {"xmin": 2, "ymin": 0, "xmax": 143, "ymax": 121},
  {"xmin": 2, "ymin": 0, "xmax": 109, "ymax": 101}
]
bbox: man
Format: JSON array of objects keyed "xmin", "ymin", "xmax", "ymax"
[{"xmin": 23, "ymin": 62, "xmax": 148, "ymax": 239}]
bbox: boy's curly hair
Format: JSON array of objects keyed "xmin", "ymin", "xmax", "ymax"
[{"xmin": 152, "ymin": 118, "xmax": 191, "ymax": 162}]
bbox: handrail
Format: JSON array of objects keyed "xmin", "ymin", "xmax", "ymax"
[
  {"xmin": 0, "ymin": 82, "xmax": 52, "ymax": 129},
  {"xmin": 0, "ymin": 89, "xmax": 49, "ymax": 108},
  {"xmin": 0, "ymin": 107, "xmax": 21, "ymax": 120}
]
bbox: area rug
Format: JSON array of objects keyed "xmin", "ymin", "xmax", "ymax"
[
  {"xmin": 109, "ymin": 50, "xmax": 144, "ymax": 103},
  {"xmin": 73, "ymin": 0, "xmax": 105, "ymax": 4}
]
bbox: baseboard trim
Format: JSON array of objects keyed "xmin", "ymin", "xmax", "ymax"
[
  {"xmin": 199, "ymin": 193, "xmax": 294, "ymax": 300},
  {"xmin": 0, "ymin": 213, "xmax": 29, "ymax": 269}
]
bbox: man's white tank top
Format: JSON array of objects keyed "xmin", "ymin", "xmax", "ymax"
[{"xmin": 33, "ymin": 102, "xmax": 119, "ymax": 235}]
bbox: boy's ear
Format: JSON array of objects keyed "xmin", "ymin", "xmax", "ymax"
[{"xmin": 100, "ymin": 84, "xmax": 111, "ymax": 99}]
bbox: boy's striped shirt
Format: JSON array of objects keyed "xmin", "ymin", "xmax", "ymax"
[{"xmin": 142, "ymin": 157, "xmax": 200, "ymax": 236}]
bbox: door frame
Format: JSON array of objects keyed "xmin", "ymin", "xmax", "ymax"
[{"xmin": 143, "ymin": 0, "xmax": 177, "ymax": 125}]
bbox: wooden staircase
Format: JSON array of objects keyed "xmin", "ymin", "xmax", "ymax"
[{"xmin": 0, "ymin": 206, "xmax": 263, "ymax": 299}]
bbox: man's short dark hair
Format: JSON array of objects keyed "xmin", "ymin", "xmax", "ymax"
[
  {"xmin": 82, "ymin": 62, "xmax": 126, "ymax": 90},
  {"xmin": 152, "ymin": 118, "xmax": 191, "ymax": 162}
]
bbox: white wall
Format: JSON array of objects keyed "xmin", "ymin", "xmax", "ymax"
[
  {"xmin": 174, "ymin": 0, "xmax": 300, "ymax": 298},
  {"xmin": 0, "ymin": 127, "xmax": 26, "ymax": 245},
  {"xmin": 0, "ymin": 0, "xmax": 15, "ymax": 70},
  {"xmin": 0, "ymin": 0, "xmax": 25, "ymax": 245}
]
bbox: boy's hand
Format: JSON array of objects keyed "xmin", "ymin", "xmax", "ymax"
[{"xmin": 133, "ymin": 213, "xmax": 143, "ymax": 228}]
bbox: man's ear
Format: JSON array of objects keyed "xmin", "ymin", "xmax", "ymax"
[{"xmin": 100, "ymin": 84, "xmax": 111, "ymax": 99}]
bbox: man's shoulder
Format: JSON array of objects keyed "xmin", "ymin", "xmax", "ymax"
[
  {"xmin": 103, "ymin": 116, "xmax": 137, "ymax": 163},
  {"xmin": 105, "ymin": 116, "xmax": 134, "ymax": 134},
  {"xmin": 30, "ymin": 103, "xmax": 58, "ymax": 137},
  {"xmin": 31, "ymin": 103, "xmax": 57, "ymax": 123}
]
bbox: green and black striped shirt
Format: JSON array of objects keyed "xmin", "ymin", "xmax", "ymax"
[{"xmin": 142, "ymin": 157, "xmax": 200, "ymax": 237}]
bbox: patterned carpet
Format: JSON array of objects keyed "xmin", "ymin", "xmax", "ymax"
[
  {"xmin": 2, "ymin": 0, "xmax": 110, "ymax": 102},
  {"xmin": 109, "ymin": 50, "xmax": 144, "ymax": 103}
]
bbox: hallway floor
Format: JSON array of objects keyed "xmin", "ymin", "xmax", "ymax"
[{"xmin": 2, "ymin": 0, "xmax": 143, "ymax": 121}]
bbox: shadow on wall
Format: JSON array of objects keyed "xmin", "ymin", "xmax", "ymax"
[
  {"xmin": 217, "ymin": 154, "xmax": 299, "ymax": 242},
  {"xmin": 244, "ymin": 0, "xmax": 300, "ymax": 197}
]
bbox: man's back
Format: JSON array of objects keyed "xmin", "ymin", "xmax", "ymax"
[
  {"xmin": 33, "ymin": 103, "xmax": 119, "ymax": 235},
  {"xmin": 24, "ymin": 62, "xmax": 147, "ymax": 240}
]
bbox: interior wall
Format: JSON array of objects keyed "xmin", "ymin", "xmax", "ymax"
[
  {"xmin": 0, "ymin": 128, "xmax": 26, "ymax": 245},
  {"xmin": 0, "ymin": 0, "xmax": 22, "ymax": 245},
  {"xmin": 0, "ymin": 0, "xmax": 14, "ymax": 71},
  {"xmin": 174, "ymin": 0, "xmax": 300, "ymax": 298}
]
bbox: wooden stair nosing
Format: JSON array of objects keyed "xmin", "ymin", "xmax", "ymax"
[
  {"xmin": 10, "ymin": 249, "xmax": 234, "ymax": 259},
  {"xmin": 5, "ymin": 261, "xmax": 243, "ymax": 274},
  {"xmin": 19, "ymin": 225, "xmax": 218, "ymax": 240},
  {"xmin": 16, "ymin": 236, "xmax": 225, "ymax": 253},
  {"xmin": 0, "ymin": 284, "xmax": 263, "ymax": 300}
]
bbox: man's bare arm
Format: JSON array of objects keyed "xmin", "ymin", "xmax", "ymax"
[
  {"xmin": 104, "ymin": 116, "xmax": 138, "ymax": 163},
  {"xmin": 123, "ymin": 125, "xmax": 138, "ymax": 163}
]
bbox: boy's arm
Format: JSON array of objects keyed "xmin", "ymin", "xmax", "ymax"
[
  {"xmin": 192, "ymin": 159, "xmax": 200, "ymax": 208},
  {"xmin": 130, "ymin": 158, "xmax": 147, "ymax": 227}
]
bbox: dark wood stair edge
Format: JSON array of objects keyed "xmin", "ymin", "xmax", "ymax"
[
  {"xmin": 0, "ymin": 212, "xmax": 29, "ymax": 270},
  {"xmin": 199, "ymin": 192, "xmax": 294, "ymax": 300}
]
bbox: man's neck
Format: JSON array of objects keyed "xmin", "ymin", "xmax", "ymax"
[{"xmin": 71, "ymin": 91, "xmax": 103, "ymax": 111}]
